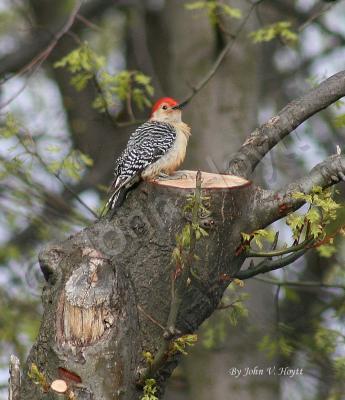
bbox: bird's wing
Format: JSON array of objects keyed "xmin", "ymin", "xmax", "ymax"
[
  {"xmin": 111, "ymin": 121, "xmax": 176, "ymax": 191},
  {"xmin": 104, "ymin": 121, "xmax": 176, "ymax": 214}
]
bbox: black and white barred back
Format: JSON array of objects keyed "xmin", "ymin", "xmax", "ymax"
[{"xmin": 106, "ymin": 120, "xmax": 177, "ymax": 214}]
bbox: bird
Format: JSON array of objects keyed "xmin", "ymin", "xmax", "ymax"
[{"xmin": 105, "ymin": 97, "xmax": 191, "ymax": 215}]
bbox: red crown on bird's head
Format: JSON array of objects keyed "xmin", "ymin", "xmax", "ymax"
[{"xmin": 151, "ymin": 97, "xmax": 179, "ymax": 116}]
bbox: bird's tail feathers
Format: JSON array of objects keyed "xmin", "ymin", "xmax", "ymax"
[{"xmin": 103, "ymin": 175, "xmax": 140, "ymax": 219}]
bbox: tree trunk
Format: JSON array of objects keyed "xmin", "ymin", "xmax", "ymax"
[{"xmin": 20, "ymin": 172, "xmax": 258, "ymax": 399}]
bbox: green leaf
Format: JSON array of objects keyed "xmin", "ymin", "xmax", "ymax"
[
  {"xmin": 317, "ymin": 244, "xmax": 337, "ymax": 258},
  {"xmin": 134, "ymin": 72, "xmax": 151, "ymax": 86},
  {"xmin": 305, "ymin": 208, "xmax": 320, "ymax": 224},
  {"xmin": 334, "ymin": 113, "xmax": 345, "ymax": 128},
  {"xmin": 310, "ymin": 223, "xmax": 323, "ymax": 239},
  {"xmin": 218, "ymin": 3, "xmax": 242, "ymax": 19},
  {"xmin": 241, "ymin": 232, "xmax": 251, "ymax": 242},
  {"xmin": 170, "ymin": 334, "xmax": 198, "ymax": 355},
  {"xmin": 334, "ymin": 357, "xmax": 345, "ymax": 379},
  {"xmin": 249, "ymin": 21, "xmax": 298, "ymax": 45},
  {"xmin": 79, "ymin": 152, "xmax": 94, "ymax": 167},
  {"xmin": 315, "ymin": 327, "xmax": 340, "ymax": 354},
  {"xmin": 185, "ymin": 0, "xmax": 241, "ymax": 27},
  {"xmin": 92, "ymin": 95, "xmax": 108, "ymax": 112},
  {"xmin": 45, "ymin": 145, "xmax": 61, "ymax": 153},
  {"xmin": 141, "ymin": 379, "xmax": 158, "ymax": 400},
  {"xmin": 284, "ymin": 288, "xmax": 300, "ymax": 303},
  {"xmin": 172, "ymin": 247, "xmax": 181, "ymax": 262},
  {"xmin": 54, "ymin": 43, "xmax": 105, "ymax": 91},
  {"xmin": 142, "ymin": 351, "xmax": 154, "ymax": 366},
  {"xmin": 228, "ymin": 301, "xmax": 248, "ymax": 326},
  {"xmin": 286, "ymin": 213, "xmax": 305, "ymax": 239},
  {"xmin": 258, "ymin": 335, "xmax": 293, "ymax": 358},
  {"xmin": 0, "ymin": 113, "xmax": 19, "ymax": 138},
  {"xmin": 70, "ymin": 72, "xmax": 93, "ymax": 91},
  {"xmin": 184, "ymin": 1, "xmax": 207, "ymax": 11},
  {"xmin": 233, "ymin": 278, "xmax": 244, "ymax": 288}
]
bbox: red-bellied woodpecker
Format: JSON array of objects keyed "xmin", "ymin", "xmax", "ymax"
[{"xmin": 105, "ymin": 97, "xmax": 190, "ymax": 214}]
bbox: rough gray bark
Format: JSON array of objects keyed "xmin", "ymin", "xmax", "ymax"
[
  {"xmin": 8, "ymin": 355, "xmax": 21, "ymax": 400},
  {"xmin": 20, "ymin": 174, "xmax": 254, "ymax": 399}
]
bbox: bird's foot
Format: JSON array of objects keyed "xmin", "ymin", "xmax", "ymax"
[
  {"xmin": 157, "ymin": 172, "xmax": 171, "ymax": 180},
  {"xmin": 158, "ymin": 170, "xmax": 189, "ymax": 180}
]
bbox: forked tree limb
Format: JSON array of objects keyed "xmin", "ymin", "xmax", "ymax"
[
  {"xmin": 254, "ymin": 154, "xmax": 345, "ymax": 229},
  {"xmin": 227, "ymin": 70, "xmax": 345, "ymax": 178},
  {"xmin": 235, "ymin": 248, "xmax": 309, "ymax": 280}
]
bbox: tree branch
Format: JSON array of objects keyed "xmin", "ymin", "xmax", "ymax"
[
  {"xmin": 246, "ymin": 237, "xmax": 313, "ymax": 258},
  {"xmin": 256, "ymin": 154, "xmax": 345, "ymax": 229},
  {"xmin": 254, "ymin": 276, "xmax": 345, "ymax": 291},
  {"xmin": 0, "ymin": 0, "xmax": 116, "ymax": 77},
  {"xmin": 227, "ymin": 70, "xmax": 345, "ymax": 178},
  {"xmin": 179, "ymin": 0, "xmax": 263, "ymax": 107},
  {"xmin": 235, "ymin": 247, "xmax": 308, "ymax": 280}
]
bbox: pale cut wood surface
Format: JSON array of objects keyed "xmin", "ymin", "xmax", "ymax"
[{"xmin": 150, "ymin": 170, "xmax": 250, "ymax": 189}]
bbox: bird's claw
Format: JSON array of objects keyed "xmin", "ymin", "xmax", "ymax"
[{"xmin": 158, "ymin": 171, "xmax": 189, "ymax": 180}]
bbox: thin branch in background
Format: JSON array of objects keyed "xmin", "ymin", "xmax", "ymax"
[
  {"xmin": 216, "ymin": 297, "xmax": 242, "ymax": 310},
  {"xmin": 0, "ymin": 155, "xmax": 91, "ymax": 227},
  {"xmin": 91, "ymin": 77, "xmax": 120, "ymax": 128},
  {"xmin": 0, "ymin": 1, "xmax": 82, "ymax": 109},
  {"xmin": 76, "ymin": 13, "xmax": 102, "ymax": 32},
  {"xmin": 275, "ymin": 284, "xmax": 281, "ymax": 329},
  {"xmin": 137, "ymin": 305, "xmax": 165, "ymax": 331},
  {"xmin": 17, "ymin": 130, "xmax": 98, "ymax": 219},
  {"xmin": 179, "ymin": 0, "xmax": 264, "ymax": 107},
  {"xmin": 274, "ymin": 0, "xmax": 345, "ymax": 46},
  {"xmin": 254, "ymin": 276, "xmax": 345, "ymax": 291},
  {"xmin": 298, "ymin": 2, "xmax": 334, "ymax": 32}
]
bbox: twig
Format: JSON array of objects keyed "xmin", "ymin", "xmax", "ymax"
[
  {"xmin": 235, "ymin": 247, "xmax": 309, "ymax": 280},
  {"xmin": 137, "ymin": 305, "xmax": 165, "ymax": 331},
  {"xmin": 18, "ymin": 132, "xmax": 98, "ymax": 219},
  {"xmin": 271, "ymin": 231, "xmax": 279, "ymax": 251},
  {"xmin": 91, "ymin": 76, "xmax": 119, "ymax": 128},
  {"xmin": 76, "ymin": 14, "xmax": 102, "ymax": 32},
  {"xmin": 0, "ymin": 1, "xmax": 82, "ymax": 109},
  {"xmin": 216, "ymin": 298, "xmax": 241, "ymax": 310},
  {"xmin": 275, "ymin": 284, "xmax": 281, "ymax": 329},
  {"xmin": 298, "ymin": 3, "xmax": 334, "ymax": 32},
  {"xmin": 246, "ymin": 237, "xmax": 314, "ymax": 258},
  {"xmin": 254, "ymin": 276, "xmax": 345, "ymax": 291},
  {"xmin": 179, "ymin": 0, "xmax": 263, "ymax": 107}
]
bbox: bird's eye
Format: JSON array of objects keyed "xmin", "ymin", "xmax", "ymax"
[{"xmin": 162, "ymin": 105, "xmax": 168, "ymax": 110}]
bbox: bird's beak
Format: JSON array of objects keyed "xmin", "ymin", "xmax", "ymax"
[{"xmin": 172, "ymin": 100, "xmax": 188, "ymax": 110}]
